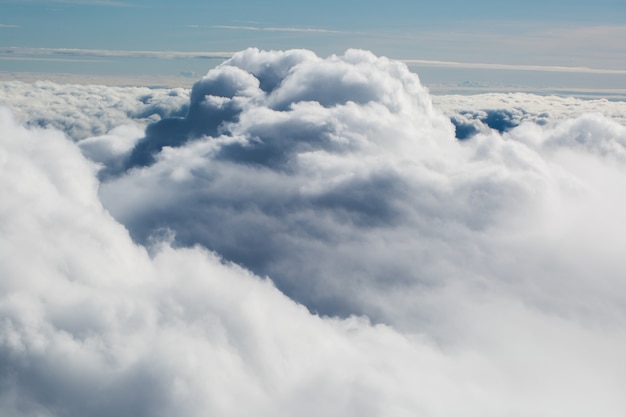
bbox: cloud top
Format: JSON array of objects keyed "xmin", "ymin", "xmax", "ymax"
[{"xmin": 98, "ymin": 48, "xmax": 626, "ymax": 330}]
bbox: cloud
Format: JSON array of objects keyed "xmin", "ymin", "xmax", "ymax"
[
  {"xmin": 2, "ymin": 48, "xmax": 626, "ymax": 416},
  {"xmin": 60, "ymin": 0, "xmax": 134, "ymax": 5},
  {"xmin": 0, "ymin": 47, "xmax": 234, "ymax": 61},
  {"xmin": 1, "ymin": 0, "xmax": 136, "ymax": 6},
  {"xmin": 433, "ymin": 93, "xmax": 626, "ymax": 139},
  {"xmin": 2, "ymin": 107, "xmax": 626, "ymax": 417},
  {"xmin": 212, "ymin": 25, "xmax": 343, "ymax": 34},
  {"xmin": 0, "ymin": 80, "xmax": 189, "ymax": 140},
  {"xmin": 95, "ymin": 49, "xmax": 626, "ymax": 329},
  {"xmin": 0, "ymin": 56, "xmax": 112, "ymax": 63},
  {"xmin": 0, "ymin": 24, "xmax": 20, "ymax": 28},
  {"xmin": 402, "ymin": 58, "xmax": 626, "ymax": 74},
  {"xmin": 390, "ymin": 24, "xmax": 626, "ymax": 74}
]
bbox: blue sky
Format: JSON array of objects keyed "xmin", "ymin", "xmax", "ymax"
[{"xmin": 1, "ymin": 0, "xmax": 625, "ymax": 90}]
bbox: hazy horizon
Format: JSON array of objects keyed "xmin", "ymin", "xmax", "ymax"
[{"xmin": 2, "ymin": 0, "xmax": 626, "ymax": 95}]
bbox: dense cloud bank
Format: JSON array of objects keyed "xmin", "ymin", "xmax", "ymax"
[
  {"xmin": 100, "ymin": 49, "xmax": 626, "ymax": 325},
  {"xmin": 2, "ymin": 49, "xmax": 626, "ymax": 416},
  {"xmin": 4, "ymin": 77, "xmax": 626, "ymax": 145},
  {"xmin": 0, "ymin": 80, "xmax": 189, "ymax": 140},
  {"xmin": 433, "ymin": 93, "xmax": 626, "ymax": 139}
]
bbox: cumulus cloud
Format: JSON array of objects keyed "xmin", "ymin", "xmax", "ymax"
[
  {"xmin": 0, "ymin": 80, "xmax": 189, "ymax": 140},
  {"xmin": 434, "ymin": 93, "xmax": 626, "ymax": 139},
  {"xmin": 2, "ymin": 48, "xmax": 626, "ymax": 416},
  {"xmin": 97, "ymin": 49, "xmax": 626, "ymax": 327}
]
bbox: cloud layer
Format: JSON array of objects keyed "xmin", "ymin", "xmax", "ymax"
[
  {"xmin": 0, "ymin": 80, "xmax": 192, "ymax": 141},
  {"xmin": 2, "ymin": 48, "xmax": 626, "ymax": 416},
  {"xmin": 434, "ymin": 93, "xmax": 626, "ymax": 138}
]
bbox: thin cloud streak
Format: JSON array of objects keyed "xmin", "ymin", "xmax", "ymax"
[
  {"xmin": 0, "ymin": 56, "xmax": 112, "ymax": 63},
  {"xmin": 0, "ymin": 0, "xmax": 136, "ymax": 6},
  {"xmin": 402, "ymin": 58, "xmax": 626, "ymax": 74},
  {"xmin": 3, "ymin": 46, "xmax": 623, "ymax": 76},
  {"xmin": 212, "ymin": 25, "xmax": 344, "ymax": 34},
  {"xmin": 0, "ymin": 23, "xmax": 20, "ymax": 28},
  {"xmin": 55, "ymin": 0, "xmax": 133, "ymax": 5},
  {"xmin": 0, "ymin": 47, "xmax": 234, "ymax": 60}
]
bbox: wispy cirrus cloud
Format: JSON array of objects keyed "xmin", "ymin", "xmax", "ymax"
[
  {"xmin": 0, "ymin": 47, "xmax": 234, "ymax": 60},
  {"xmin": 0, "ymin": 23, "xmax": 20, "ymax": 28},
  {"xmin": 0, "ymin": 56, "xmax": 111, "ymax": 63},
  {"xmin": 0, "ymin": 0, "xmax": 136, "ymax": 6},
  {"xmin": 212, "ymin": 25, "xmax": 344, "ymax": 34},
  {"xmin": 4, "ymin": 46, "xmax": 622, "ymax": 76},
  {"xmin": 57, "ymin": 0, "xmax": 134, "ymax": 5},
  {"xmin": 402, "ymin": 58, "xmax": 626, "ymax": 74}
]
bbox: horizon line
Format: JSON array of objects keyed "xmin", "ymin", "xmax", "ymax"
[{"xmin": 1, "ymin": 46, "xmax": 625, "ymax": 75}]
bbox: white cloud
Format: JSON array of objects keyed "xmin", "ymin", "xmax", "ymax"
[
  {"xmin": 2, "ymin": 48, "xmax": 626, "ymax": 416},
  {"xmin": 391, "ymin": 24, "xmax": 626, "ymax": 73},
  {"xmin": 2, "ymin": 104, "xmax": 626, "ymax": 417},
  {"xmin": 0, "ymin": 80, "xmax": 189, "ymax": 140},
  {"xmin": 433, "ymin": 93, "xmax": 626, "ymax": 139},
  {"xmin": 1, "ymin": 0, "xmax": 135, "ymax": 6},
  {"xmin": 212, "ymin": 25, "xmax": 343, "ymax": 34},
  {"xmin": 401, "ymin": 58, "xmax": 626, "ymax": 74},
  {"xmin": 59, "ymin": 0, "xmax": 134, "ymax": 5},
  {"xmin": 96, "ymin": 49, "xmax": 626, "ymax": 326}
]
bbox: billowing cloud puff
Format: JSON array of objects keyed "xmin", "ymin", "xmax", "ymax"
[
  {"xmin": 2, "ymin": 48, "xmax": 626, "ymax": 416},
  {"xmin": 104, "ymin": 49, "xmax": 465, "ymax": 317},
  {"xmin": 99, "ymin": 49, "xmax": 626, "ymax": 328}
]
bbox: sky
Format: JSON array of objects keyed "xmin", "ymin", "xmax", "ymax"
[
  {"xmin": 2, "ymin": 5, "xmax": 626, "ymax": 415},
  {"xmin": 1, "ymin": 0, "xmax": 625, "ymax": 91}
]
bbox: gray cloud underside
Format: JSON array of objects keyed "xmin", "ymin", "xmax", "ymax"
[{"xmin": 2, "ymin": 48, "xmax": 626, "ymax": 416}]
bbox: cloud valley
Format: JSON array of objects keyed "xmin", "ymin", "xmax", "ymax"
[{"xmin": 1, "ymin": 48, "xmax": 626, "ymax": 416}]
